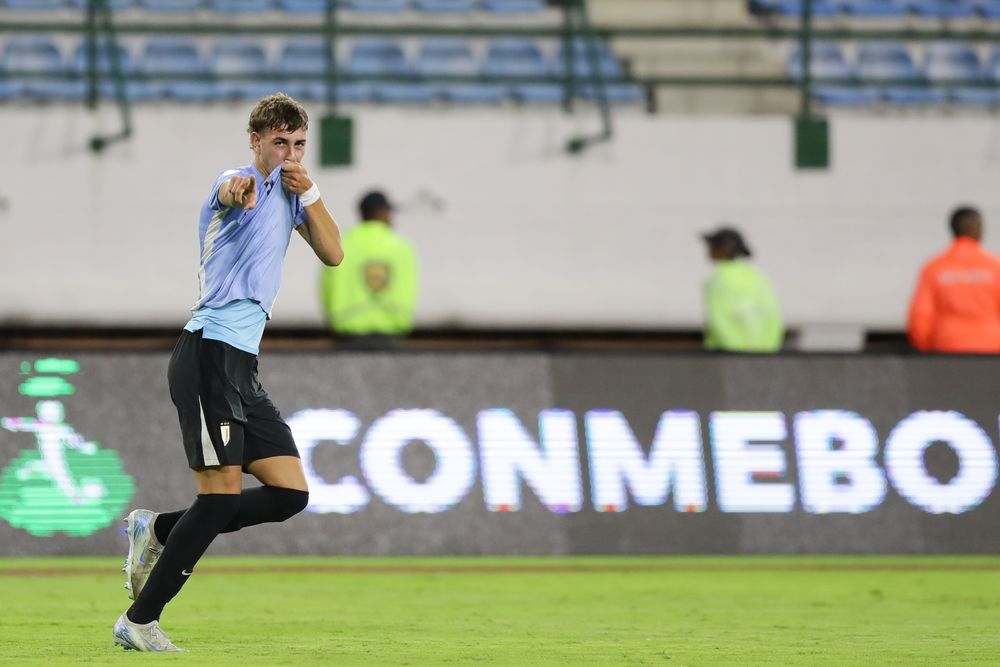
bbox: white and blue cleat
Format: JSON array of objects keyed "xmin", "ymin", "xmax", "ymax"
[
  {"xmin": 122, "ymin": 509, "xmax": 163, "ymax": 601},
  {"xmin": 113, "ymin": 613, "xmax": 184, "ymax": 652}
]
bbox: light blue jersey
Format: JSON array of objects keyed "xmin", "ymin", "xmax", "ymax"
[{"xmin": 184, "ymin": 163, "xmax": 307, "ymax": 354}]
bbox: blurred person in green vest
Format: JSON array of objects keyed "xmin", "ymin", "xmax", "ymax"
[
  {"xmin": 320, "ymin": 191, "xmax": 418, "ymax": 344},
  {"xmin": 701, "ymin": 226, "xmax": 784, "ymax": 352}
]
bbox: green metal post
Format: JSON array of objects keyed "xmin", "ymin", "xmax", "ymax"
[
  {"xmin": 85, "ymin": 0, "xmax": 98, "ymax": 109},
  {"xmin": 325, "ymin": 0, "xmax": 339, "ymax": 112},
  {"xmin": 561, "ymin": 0, "xmax": 576, "ymax": 113},
  {"xmin": 799, "ymin": 0, "xmax": 813, "ymax": 118}
]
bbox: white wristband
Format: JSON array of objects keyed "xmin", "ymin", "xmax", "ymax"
[{"xmin": 300, "ymin": 183, "xmax": 321, "ymax": 207}]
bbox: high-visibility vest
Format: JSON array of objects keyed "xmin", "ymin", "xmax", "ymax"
[
  {"xmin": 320, "ymin": 220, "xmax": 418, "ymax": 335},
  {"xmin": 704, "ymin": 259, "xmax": 784, "ymax": 352}
]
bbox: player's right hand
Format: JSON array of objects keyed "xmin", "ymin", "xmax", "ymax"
[{"xmin": 226, "ymin": 175, "xmax": 257, "ymax": 210}]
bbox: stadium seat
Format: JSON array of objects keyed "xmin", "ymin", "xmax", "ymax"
[
  {"xmin": 3, "ymin": 0, "xmax": 67, "ymax": 9},
  {"xmin": 787, "ymin": 43, "xmax": 853, "ymax": 82},
  {"xmin": 482, "ymin": 0, "xmax": 545, "ymax": 12},
  {"xmin": 857, "ymin": 42, "xmax": 943, "ymax": 104},
  {"xmin": 347, "ymin": 38, "xmax": 434, "ymax": 103},
  {"xmin": 557, "ymin": 39, "xmax": 628, "ymax": 80},
  {"xmin": 277, "ymin": 0, "xmax": 327, "ymax": 10},
  {"xmin": 139, "ymin": 0, "xmax": 202, "ymax": 10},
  {"xmin": 70, "ymin": 40, "xmax": 161, "ymax": 101},
  {"xmin": 209, "ymin": 0, "xmax": 272, "ymax": 11},
  {"xmin": 343, "ymin": 0, "xmax": 408, "ymax": 10},
  {"xmin": 841, "ymin": 0, "xmax": 908, "ymax": 16},
  {"xmin": 68, "ymin": 0, "xmax": 135, "ymax": 9},
  {"xmin": 415, "ymin": 38, "xmax": 508, "ymax": 104},
  {"xmin": 908, "ymin": 0, "xmax": 976, "ymax": 18},
  {"xmin": 141, "ymin": 37, "xmax": 216, "ymax": 101},
  {"xmin": 0, "ymin": 79, "xmax": 25, "ymax": 100},
  {"xmin": 747, "ymin": 0, "xmax": 840, "ymax": 17},
  {"xmin": 813, "ymin": 86, "xmax": 881, "ymax": 106},
  {"xmin": 511, "ymin": 84, "xmax": 564, "ymax": 103},
  {"xmin": 787, "ymin": 43, "xmax": 879, "ymax": 105},
  {"xmin": 975, "ymin": 0, "xmax": 1000, "ymax": 17},
  {"xmin": 210, "ymin": 39, "xmax": 272, "ymax": 99},
  {"xmin": 276, "ymin": 39, "xmax": 334, "ymax": 99},
  {"xmin": 578, "ymin": 83, "xmax": 645, "ymax": 104},
  {"xmin": 483, "ymin": 38, "xmax": 557, "ymax": 102},
  {"xmin": 923, "ymin": 42, "xmax": 987, "ymax": 105},
  {"xmin": 2, "ymin": 36, "xmax": 82, "ymax": 101},
  {"xmin": 413, "ymin": 0, "xmax": 475, "ymax": 12}
]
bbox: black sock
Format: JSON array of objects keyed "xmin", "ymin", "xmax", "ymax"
[
  {"xmin": 127, "ymin": 493, "xmax": 239, "ymax": 625},
  {"xmin": 152, "ymin": 487, "xmax": 308, "ymax": 545},
  {"xmin": 153, "ymin": 510, "xmax": 184, "ymax": 546},
  {"xmin": 221, "ymin": 487, "xmax": 309, "ymax": 533}
]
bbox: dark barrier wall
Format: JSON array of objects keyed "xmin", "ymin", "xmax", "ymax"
[{"xmin": 1, "ymin": 352, "xmax": 998, "ymax": 555}]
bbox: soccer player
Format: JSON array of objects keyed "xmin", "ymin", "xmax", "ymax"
[{"xmin": 113, "ymin": 93, "xmax": 343, "ymax": 652}]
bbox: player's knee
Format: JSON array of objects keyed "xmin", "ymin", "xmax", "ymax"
[{"xmin": 275, "ymin": 487, "xmax": 309, "ymax": 520}]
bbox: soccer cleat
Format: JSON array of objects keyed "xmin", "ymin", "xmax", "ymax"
[
  {"xmin": 122, "ymin": 509, "xmax": 163, "ymax": 601},
  {"xmin": 113, "ymin": 613, "xmax": 184, "ymax": 652}
]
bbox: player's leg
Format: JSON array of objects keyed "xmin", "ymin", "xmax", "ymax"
[{"xmin": 222, "ymin": 398, "xmax": 309, "ymax": 532}]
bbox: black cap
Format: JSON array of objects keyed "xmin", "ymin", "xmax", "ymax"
[
  {"xmin": 702, "ymin": 227, "xmax": 752, "ymax": 258},
  {"xmin": 359, "ymin": 190, "xmax": 393, "ymax": 220}
]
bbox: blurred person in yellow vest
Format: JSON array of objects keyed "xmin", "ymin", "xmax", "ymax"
[
  {"xmin": 320, "ymin": 191, "xmax": 418, "ymax": 344},
  {"xmin": 701, "ymin": 226, "xmax": 784, "ymax": 352}
]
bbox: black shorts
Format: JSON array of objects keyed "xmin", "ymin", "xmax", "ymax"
[{"xmin": 167, "ymin": 329, "xmax": 299, "ymax": 469}]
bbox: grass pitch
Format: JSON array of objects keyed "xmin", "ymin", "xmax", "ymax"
[{"xmin": 1, "ymin": 556, "xmax": 998, "ymax": 666}]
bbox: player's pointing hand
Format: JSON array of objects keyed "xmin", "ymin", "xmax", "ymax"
[{"xmin": 226, "ymin": 175, "xmax": 257, "ymax": 210}]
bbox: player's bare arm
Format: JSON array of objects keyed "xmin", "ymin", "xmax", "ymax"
[
  {"xmin": 283, "ymin": 160, "xmax": 344, "ymax": 267},
  {"xmin": 218, "ymin": 175, "xmax": 257, "ymax": 210}
]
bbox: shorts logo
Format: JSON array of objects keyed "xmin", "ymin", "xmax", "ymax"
[{"xmin": 220, "ymin": 421, "xmax": 230, "ymax": 447}]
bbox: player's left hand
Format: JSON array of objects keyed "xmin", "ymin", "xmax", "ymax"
[{"xmin": 280, "ymin": 160, "xmax": 313, "ymax": 195}]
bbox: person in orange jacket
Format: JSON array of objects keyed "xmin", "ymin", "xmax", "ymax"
[{"xmin": 907, "ymin": 206, "xmax": 1000, "ymax": 353}]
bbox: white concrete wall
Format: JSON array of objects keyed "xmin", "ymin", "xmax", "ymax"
[{"xmin": 3, "ymin": 103, "xmax": 999, "ymax": 330}]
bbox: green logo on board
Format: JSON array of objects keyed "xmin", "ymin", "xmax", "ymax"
[{"xmin": 0, "ymin": 359, "xmax": 134, "ymax": 537}]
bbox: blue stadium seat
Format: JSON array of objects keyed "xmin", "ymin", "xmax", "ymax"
[
  {"xmin": 908, "ymin": 0, "xmax": 976, "ymax": 17},
  {"xmin": 294, "ymin": 81, "xmax": 370, "ymax": 102},
  {"xmin": 277, "ymin": 0, "xmax": 326, "ymax": 10},
  {"xmin": 557, "ymin": 39, "xmax": 626, "ymax": 80},
  {"xmin": 787, "ymin": 43, "xmax": 877, "ymax": 106},
  {"xmin": 923, "ymin": 42, "xmax": 988, "ymax": 105},
  {"xmin": 70, "ymin": 40, "xmax": 161, "ymax": 101},
  {"xmin": 3, "ymin": 36, "xmax": 83, "ymax": 101},
  {"xmin": 413, "ymin": 0, "xmax": 475, "ymax": 12},
  {"xmin": 343, "ymin": 0, "xmax": 408, "ymax": 10},
  {"xmin": 482, "ymin": 0, "xmax": 545, "ymax": 12},
  {"xmin": 210, "ymin": 0, "xmax": 272, "ymax": 11},
  {"xmin": 348, "ymin": 38, "xmax": 434, "ymax": 103},
  {"xmin": 278, "ymin": 38, "xmax": 329, "ymax": 76},
  {"xmin": 975, "ymin": 0, "xmax": 1000, "ymax": 17},
  {"xmin": 787, "ymin": 43, "xmax": 853, "ymax": 82},
  {"xmin": 141, "ymin": 37, "xmax": 216, "ymax": 101},
  {"xmin": 748, "ymin": 0, "xmax": 840, "ymax": 17},
  {"xmin": 578, "ymin": 83, "xmax": 645, "ymax": 104},
  {"xmin": 139, "ymin": 0, "xmax": 202, "ymax": 10},
  {"xmin": 857, "ymin": 42, "xmax": 943, "ymax": 104},
  {"xmin": 3, "ymin": 0, "xmax": 67, "ymax": 9},
  {"xmin": 841, "ymin": 0, "xmax": 908, "ymax": 16},
  {"xmin": 511, "ymin": 84, "xmax": 564, "ymax": 103},
  {"xmin": 416, "ymin": 38, "xmax": 507, "ymax": 104},
  {"xmin": 210, "ymin": 39, "xmax": 272, "ymax": 99},
  {"xmin": 347, "ymin": 37, "xmax": 409, "ymax": 76},
  {"xmin": 483, "ymin": 38, "xmax": 558, "ymax": 102},
  {"xmin": 0, "ymin": 80, "xmax": 25, "ymax": 100},
  {"xmin": 813, "ymin": 86, "xmax": 881, "ymax": 105},
  {"xmin": 68, "ymin": 0, "xmax": 135, "ymax": 9}
]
